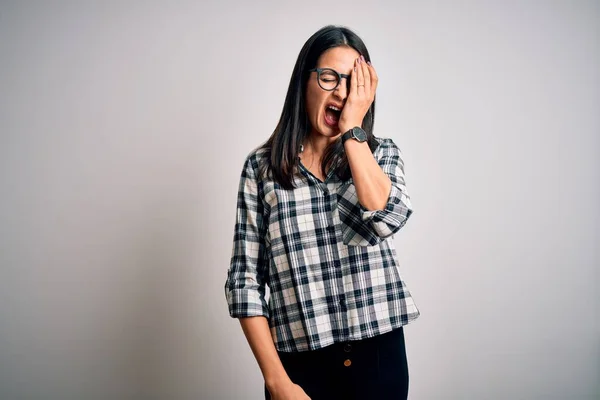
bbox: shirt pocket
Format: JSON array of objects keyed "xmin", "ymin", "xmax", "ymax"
[{"xmin": 336, "ymin": 180, "xmax": 384, "ymax": 247}]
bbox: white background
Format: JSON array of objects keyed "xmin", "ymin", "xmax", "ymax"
[{"xmin": 0, "ymin": 1, "xmax": 598, "ymax": 399}]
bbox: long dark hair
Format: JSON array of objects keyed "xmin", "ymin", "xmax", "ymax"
[{"xmin": 258, "ymin": 25, "xmax": 379, "ymax": 189}]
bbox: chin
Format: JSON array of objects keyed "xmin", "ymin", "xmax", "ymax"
[
  {"xmin": 320, "ymin": 122, "xmax": 341, "ymax": 137},
  {"xmin": 324, "ymin": 126, "xmax": 339, "ymax": 136}
]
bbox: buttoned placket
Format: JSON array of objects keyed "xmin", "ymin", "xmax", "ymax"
[
  {"xmin": 298, "ymin": 157, "xmax": 350, "ymax": 340},
  {"xmin": 297, "ymin": 160, "xmax": 350, "ymax": 341}
]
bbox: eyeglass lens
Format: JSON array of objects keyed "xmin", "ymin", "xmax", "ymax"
[{"xmin": 317, "ymin": 69, "xmax": 350, "ymax": 91}]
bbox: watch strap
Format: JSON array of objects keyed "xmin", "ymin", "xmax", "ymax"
[{"xmin": 341, "ymin": 129, "xmax": 353, "ymax": 144}]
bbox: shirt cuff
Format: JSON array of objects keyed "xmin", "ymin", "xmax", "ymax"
[
  {"xmin": 226, "ymin": 287, "xmax": 270, "ymax": 319},
  {"xmin": 360, "ymin": 184, "xmax": 412, "ymax": 239}
]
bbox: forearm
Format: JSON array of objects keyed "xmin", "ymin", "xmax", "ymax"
[
  {"xmin": 344, "ymin": 139, "xmax": 391, "ymax": 211},
  {"xmin": 238, "ymin": 316, "xmax": 291, "ymax": 390}
]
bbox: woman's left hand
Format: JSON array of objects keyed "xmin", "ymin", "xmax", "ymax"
[{"xmin": 338, "ymin": 55, "xmax": 378, "ymax": 134}]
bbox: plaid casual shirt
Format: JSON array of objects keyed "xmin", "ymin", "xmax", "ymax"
[{"xmin": 224, "ymin": 136, "xmax": 420, "ymax": 353}]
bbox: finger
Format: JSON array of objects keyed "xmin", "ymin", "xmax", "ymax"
[
  {"xmin": 367, "ymin": 61, "xmax": 378, "ymax": 96},
  {"xmin": 351, "ymin": 58, "xmax": 359, "ymax": 96},
  {"xmin": 361, "ymin": 55, "xmax": 371, "ymax": 95},
  {"xmin": 356, "ymin": 56, "xmax": 365, "ymax": 93}
]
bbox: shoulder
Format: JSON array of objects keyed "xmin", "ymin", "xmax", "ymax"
[
  {"xmin": 243, "ymin": 145, "xmax": 268, "ymax": 168},
  {"xmin": 371, "ymin": 135, "xmax": 404, "ymax": 158},
  {"xmin": 239, "ymin": 145, "xmax": 270, "ymax": 180}
]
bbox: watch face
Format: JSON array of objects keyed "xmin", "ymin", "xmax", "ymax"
[{"xmin": 352, "ymin": 127, "xmax": 367, "ymax": 142}]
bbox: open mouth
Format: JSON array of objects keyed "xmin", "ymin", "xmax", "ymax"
[{"xmin": 324, "ymin": 104, "xmax": 342, "ymax": 127}]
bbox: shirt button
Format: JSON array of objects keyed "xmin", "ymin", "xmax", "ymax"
[
  {"xmin": 344, "ymin": 343, "xmax": 352, "ymax": 352},
  {"xmin": 344, "ymin": 359, "xmax": 352, "ymax": 367},
  {"xmin": 326, "ymin": 224, "xmax": 335, "ymax": 232},
  {"xmin": 323, "ymin": 189, "xmax": 329, "ymax": 196}
]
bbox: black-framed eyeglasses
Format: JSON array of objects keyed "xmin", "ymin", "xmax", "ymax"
[{"xmin": 309, "ymin": 68, "xmax": 351, "ymax": 91}]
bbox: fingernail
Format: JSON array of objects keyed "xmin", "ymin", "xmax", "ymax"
[
  {"xmin": 367, "ymin": 61, "xmax": 372, "ymax": 66},
  {"xmin": 357, "ymin": 57, "xmax": 361, "ymax": 64},
  {"xmin": 361, "ymin": 55, "xmax": 365, "ymax": 61}
]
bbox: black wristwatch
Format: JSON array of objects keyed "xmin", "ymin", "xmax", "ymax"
[{"xmin": 341, "ymin": 126, "xmax": 367, "ymax": 144}]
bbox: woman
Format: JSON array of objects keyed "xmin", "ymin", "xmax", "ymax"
[{"xmin": 224, "ymin": 25, "xmax": 420, "ymax": 400}]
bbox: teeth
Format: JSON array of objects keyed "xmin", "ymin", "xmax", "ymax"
[{"xmin": 328, "ymin": 105, "xmax": 341, "ymax": 111}]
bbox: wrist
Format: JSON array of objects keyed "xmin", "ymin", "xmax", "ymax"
[
  {"xmin": 341, "ymin": 126, "xmax": 368, "ymax": 146},
  {"xmin": 265, "ymin": 375, "xmax": 293, "ymax": 391},
  {"xmin": 339, "ymin": 122, "xmax": 361, "ymax": 135}
]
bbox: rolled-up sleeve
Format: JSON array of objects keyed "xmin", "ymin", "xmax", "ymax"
[
  {"xmin": 224, "ymin": 156, "xmax": 270, "ymax": 319},
  {"xmin": 360, "ymin": 139, "xmax": 413, "ymax": 239},
  {"xmin": 338, "ymin": 138, "xmax": 413, "ymax": 247}
]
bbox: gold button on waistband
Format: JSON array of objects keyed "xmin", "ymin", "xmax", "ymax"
[{"xmin": 343, "ymin": 359, "xmax": 352, "ymax": 367}]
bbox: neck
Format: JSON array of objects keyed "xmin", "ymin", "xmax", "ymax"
[{"xmin": 304, "ymin": 130, "xmax": 339, "ymax": 159}]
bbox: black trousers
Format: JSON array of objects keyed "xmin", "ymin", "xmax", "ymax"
[{"xmin": 264, "ymin": 327, "xmax": 409, "ymax": 400}]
